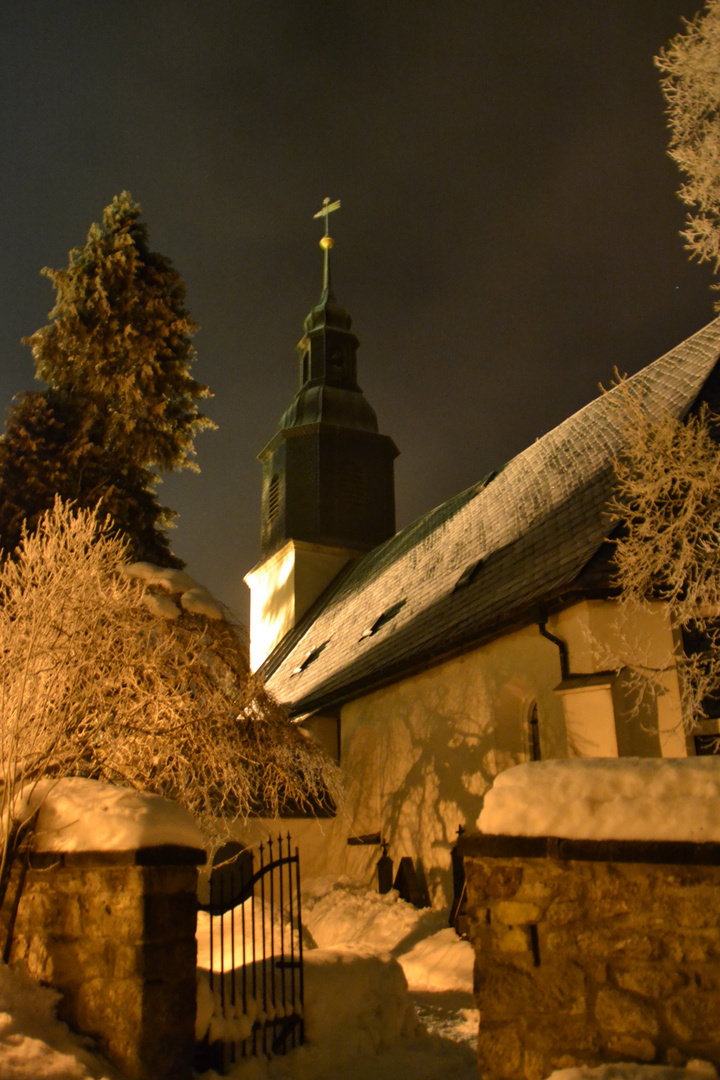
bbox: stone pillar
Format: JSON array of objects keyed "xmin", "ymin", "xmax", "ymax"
[
  {"xmin": 6, "ymin": 845, "xmax": 205, "ymax": 1080},
  {"xmin": 459, "ymin": 833, "xmax": 720, "ymax": 1080}
]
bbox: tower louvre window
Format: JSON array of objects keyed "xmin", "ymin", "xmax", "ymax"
[
  {"xmin": 344, "ymin": 465, "xmax": 366, "ymax": 512},
  {"xmin": 268, "ymin": 474, "xmax": 281, "ymax": 521}
]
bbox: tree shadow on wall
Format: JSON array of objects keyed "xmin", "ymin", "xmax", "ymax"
[{"xmin": 381, "ymin": 704, "xmax": 499, "ymax": 906}]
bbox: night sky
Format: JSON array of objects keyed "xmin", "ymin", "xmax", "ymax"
[{"xmin": 0, "ymin": 1, "xmax": 713, "ymax": 620}]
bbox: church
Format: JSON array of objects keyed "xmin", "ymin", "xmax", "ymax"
[{"xmin": 244, "ymin": 200, "xmax": 720, "ymax": 907}]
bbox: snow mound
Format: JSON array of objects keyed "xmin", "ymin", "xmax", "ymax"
[
  {"xmin": 303, "ymin": 877, "xmax": 422, "ymax": 953},
  {"xmin": 478, "ymin": 758, "xmax": 720, "ymax": 841},
  {"xmin": 25, "ymin": 778, "xmax": 206, "ymax": 853},
  {"xmin": 398, "ymin": 927, "xmax": 474, "ymax": 993},
  {"xmin": 302, "ymin": 876, "xmax": 473, "ymax": 991},
  {"xmin": 0, "ymin": 963, "xmax": 119, "ymax": 1079},
  {"xmin": 218, "ymin": 946, "xmax": 477, "ymax": 1080},
  {"xmin": 304, "ymin": 949, "xmax": 416, "ymax": 1056},
  {"xmin": 547, "ymin": 1062, "xmax": 717, "ymax": 1080}
]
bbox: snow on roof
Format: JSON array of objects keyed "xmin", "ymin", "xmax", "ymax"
[
  {"xmin": 26, "ymin": 778, "xmax": 205, "ymax": 853},
  {"xmin": 477, "ymin": 757, "xmax": 720, "ymax": 842},
  {"xmin": 263, "ymin": 316, "xmax": 720, "ymax": 714}
]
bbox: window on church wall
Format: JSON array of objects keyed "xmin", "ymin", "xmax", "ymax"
[
  {"xmin": 528, "ymin": 702, "xmax": 541, "ymax": 762},
  {"xmin": 694, "ymin": 733, "xmax": 720, "ymax": 755},
  {"xmin": 299, "ymin": 713, "xmax": 340, "ymax": 763}
]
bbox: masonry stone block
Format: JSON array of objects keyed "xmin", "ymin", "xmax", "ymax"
[
  {"xmin": 460, "ymin": 833, "xmax": 720, "ymax": 1080},
  {"xmin": 3, "ymin": 848, "xmax": 204, "ymax": 1080},
  {"xmin": 594, "ymin": 988, "xmax": 659, "ymax": 1037},
  {"xmin": 494, "ymin": 900, "xmax": 542, "ymax": 925}
]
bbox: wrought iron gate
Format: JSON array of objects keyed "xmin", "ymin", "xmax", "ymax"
[{"xmin": 195, "ymin": 834, "xmax": 304, "ymax": 1073}]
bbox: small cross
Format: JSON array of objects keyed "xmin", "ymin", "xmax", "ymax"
[{"xmin": 313, "ymin": 196, "xmax": 341, "ymax": 237}]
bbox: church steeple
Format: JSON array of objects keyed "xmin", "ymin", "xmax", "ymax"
[
  {"xmin": 258, "ymin": 198, "xmax": 398, "ymax": 558},
  {"xmin": 245, "ymin": 200, "xmax": 398, "ymax": 669}
]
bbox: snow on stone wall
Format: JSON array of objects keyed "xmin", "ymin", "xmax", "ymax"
[{"xmin": 478, "ymin": 757, "xmax": 720, "ymax": 842}]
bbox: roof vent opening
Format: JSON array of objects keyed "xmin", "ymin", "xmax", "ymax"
[
  {"xmin": 360, "ymin": 599, "xmax": 407, "ymax": 639},
  {"xmin": 292, "ymin": 640, "xmax": 329, "ymax": 676},
  {"xmin": 454, "ymin": 557, "xmax": 485, "ymax": 592}
]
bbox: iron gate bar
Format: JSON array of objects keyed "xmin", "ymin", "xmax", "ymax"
[
  {"xmin": 197, "ymin": 834, "xmax": 305, "ymax": 1072},
  {"xmin": 268, "ymin": 837, "xmax": 276, "ymax": 1028},
  {"xmin": 278, "ymin": 837, "xmax": 285, "ymax": 1017}
]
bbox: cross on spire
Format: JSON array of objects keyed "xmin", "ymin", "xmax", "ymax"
[{"xmin": 313, "ymin": 196, "xmax": 341, "ymax": 295}]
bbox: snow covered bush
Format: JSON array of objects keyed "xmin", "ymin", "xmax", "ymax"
[
  {"xmin": 656, "ymin": 1, "xmax": 720, "ymax": 303},
  {"xmin": 0, "ymin": 499, "xmax": 340, "ymax": 915},
  {"xmin": 608, "ymin": 381, "xmax": 720, "ymax": 728}
]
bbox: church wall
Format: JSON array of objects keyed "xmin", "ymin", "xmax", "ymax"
[
  {"xmin": 248, "ymin": 599, "xmax": 688, "ymax": 910},
  {"xmin": 301, "ymin": 623, "xmax": 568, "ymax": 908}
]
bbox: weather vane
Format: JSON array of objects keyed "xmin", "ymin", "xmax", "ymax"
[{"xmin": 313, "ymin": 196, "xmax": 341, "ymax": 295}]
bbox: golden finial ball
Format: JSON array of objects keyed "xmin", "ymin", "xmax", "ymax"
[{"xmin": 320, "ymin": 236, "xmax": 334, "ymax": 250}]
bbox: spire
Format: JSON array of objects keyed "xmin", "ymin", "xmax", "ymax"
[
  {"xmin": 313, "ymin": 196, "xmax": 341, "ymax": 298},
  {"xmin": 254, "ymin": 199, "xmax": 398, "ymax": 564}
]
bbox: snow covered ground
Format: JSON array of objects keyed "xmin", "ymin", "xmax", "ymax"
[
  {"xmin": 196, "ymin": 875, "xmax": 479, "ymax": 1080},
  {"xmin": 0, "ymin": 963, "xmax": 121, "ymax": 1079}
]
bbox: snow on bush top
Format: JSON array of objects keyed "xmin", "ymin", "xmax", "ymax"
[
  {"xmin": 26, "ymin": 777, "xmax": 206, "ymax": 853},
  {"xmin": 477, "ymin": 757, "xmax": 720, "ymax": 842},
  {"xmin": 123, "ymin": 561, "xmax": 223, "ymax": 620}
]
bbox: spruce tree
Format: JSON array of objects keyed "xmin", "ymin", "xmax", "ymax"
[{"xmin": 0, "ymin": 192, "xmax": 213, "ymax": 563}]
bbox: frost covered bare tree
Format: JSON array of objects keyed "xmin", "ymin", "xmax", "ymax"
[
  {"xmin": 656, "ymin": 2, "xmax": 720, "ymax": 303},
  {"xmin": 0, "ymin": 500, "xmax": 340, "ymax": 912},
  {"xmin": 607, "ymin": 380, "xmax": 720, "ymax": 728}
]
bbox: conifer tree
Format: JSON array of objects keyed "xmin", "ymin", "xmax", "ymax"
[{"xmin": 0, "ymin": 192, "xmax": 213, "ymax": 564}]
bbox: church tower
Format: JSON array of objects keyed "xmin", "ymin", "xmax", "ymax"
[{"xmin": 245, "ymin": 199, "xmax": 399, "ymax": 669}]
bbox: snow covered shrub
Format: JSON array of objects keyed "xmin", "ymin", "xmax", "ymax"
[
  {"xmin": 0, "ymin": 499, "xmax": 340, "ymax": 913},
  {"xmin": 608, "ymin": 378, "xmax": 720, "ymax": 729},
  {"xmin": 657, "ymin": 1, "xmax": 720, "ymax": 304}
]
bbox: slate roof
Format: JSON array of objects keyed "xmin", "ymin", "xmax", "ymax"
[{"xmin": 262, "ymin": 317, "xmax": 720, "ymax": 717}]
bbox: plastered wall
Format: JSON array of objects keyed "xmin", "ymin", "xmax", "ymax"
[{"xmin": 254, "ymin": 600, "xmax": 688, "ymax": 908}]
